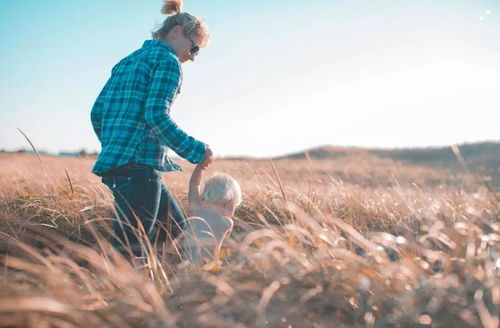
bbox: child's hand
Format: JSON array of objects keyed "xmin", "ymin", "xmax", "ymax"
[{"xmin": 199, "ymin": 145, "xmax": 213, "ymax": 169}]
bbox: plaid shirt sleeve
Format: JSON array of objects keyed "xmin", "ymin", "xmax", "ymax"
[{"xmin": 145, "ymin": 60, "xmax": 206, "ymax": 164}]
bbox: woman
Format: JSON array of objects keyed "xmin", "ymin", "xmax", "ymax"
[{"xmin": 91, "ymin": 0, "xmax": 213, "ymax": 256}]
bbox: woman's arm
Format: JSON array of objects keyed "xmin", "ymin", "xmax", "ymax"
[{"xmin": 144, "ymin": 58, "xmax": 206, "ymax": 164}]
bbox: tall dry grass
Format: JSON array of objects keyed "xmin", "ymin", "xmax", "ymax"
[{"xmin": 0, "ymin": 153, "xmax": 498, "ymax": 327}]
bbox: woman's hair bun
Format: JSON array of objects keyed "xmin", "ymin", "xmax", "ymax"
[{"xmin": 161, "ymin": 0, "xmax": 183, "ymax": 15}]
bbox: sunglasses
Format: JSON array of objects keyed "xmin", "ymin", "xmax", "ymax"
[{"xmin": 187, "ymin": 35, "xmax": 200, "ymax": 57}]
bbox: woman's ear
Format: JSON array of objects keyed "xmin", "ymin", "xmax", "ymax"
[
  {"xmin": 166, "ymin": 25, "xmax": 181, "ymax": 42},
  {"xmin": 171, "ymin": 25, "xmax": 183, "ymax": 40}
]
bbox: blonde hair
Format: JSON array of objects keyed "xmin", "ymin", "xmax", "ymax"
[
  {"xmin": 152, "ymin": 0, "xmax": 210, "ymax": 47},
  {"xmin": 200, "ymin": 173, "xmax": 242, "ymax": 208}
]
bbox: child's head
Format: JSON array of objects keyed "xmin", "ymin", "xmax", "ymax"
[{"xmin": 200, "ymin": 173, "xmax": 241, "ymax": 216}]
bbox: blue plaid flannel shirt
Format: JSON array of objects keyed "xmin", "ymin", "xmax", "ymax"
[{"xmin": 91, "ymin": 40, "xmax": 206, "ymax": 175}]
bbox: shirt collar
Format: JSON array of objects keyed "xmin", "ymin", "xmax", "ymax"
[{"xmin": 142, "ymin": 40, "xmax": 178, "ymax": 57}]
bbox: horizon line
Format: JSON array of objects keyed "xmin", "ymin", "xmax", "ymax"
[{"xmin": 2, "ymin": 139, "xmax": 499, "ymax": 159}]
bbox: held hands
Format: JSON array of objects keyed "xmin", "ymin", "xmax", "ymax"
[{"xmin": 198, "ymin": 145, "xmax": 213, "ymax": 170}]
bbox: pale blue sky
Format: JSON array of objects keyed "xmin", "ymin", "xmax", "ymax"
[{"xmin": 1, "ymin": 0, "xmax": 499, "ymax": 157}]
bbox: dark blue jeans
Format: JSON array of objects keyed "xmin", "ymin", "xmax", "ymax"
[{"xmin": 101, "ymin": 163, "xmax": 186, "ymax": 256}]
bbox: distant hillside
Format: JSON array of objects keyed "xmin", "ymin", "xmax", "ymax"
[
  {"xmin": 370, "ymin": 142, "xmax": 500, "ymax": 171},
  {"xmin": 275, "ymin": 142, "xmax": 500, "ymax": 181},
  {"xmin": 276, "ymin": 146, "xmax": 371, "ymax": 160}
]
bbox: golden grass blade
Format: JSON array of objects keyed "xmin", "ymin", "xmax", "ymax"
[
  {"xmin": 333, "ymin": 217, "xmax": 388, "ymax": 264},
  {"xmin": 269, "ymin": 158, "xmax": 287, "ymax": 201},
  {"xmin": 64, "ymin": 168, "xmax": 75, "ymax": 196},
  {"xmin": 451, "ymin": 144, "xmax": 469, "ymax": 172},
  {"xmin": 16, "ymin": 128, "xmax": 55, "ymax": 196},
  {"xmin": 17, "ymin": 128, "xmax": 42, "ymax": 162},
  {"xmin": 0, "ymin": 297, "xmax": 70, "ymax": 313},
  {"xmin": 256, "ymin": 280, "xmax": 281, "ymax": 326}
]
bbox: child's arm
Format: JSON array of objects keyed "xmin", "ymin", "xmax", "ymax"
[
  {"xmin": 188, "ymin": 162, "xmax": 206, "ymax": 212},
  {"xmin": 188, "ymin": 146, "xmax": 213, "ymax": 211},
  {"xmin": 188, "ymin": 145, "xmax": 213, "ymax": 207}
]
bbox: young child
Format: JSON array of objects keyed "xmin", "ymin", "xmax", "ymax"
[{"xmin": 183, "ymin": 161, "xmax": 242, "ymax": 264}]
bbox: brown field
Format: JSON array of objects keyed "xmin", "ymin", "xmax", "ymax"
[{"xmin": 0, "ymin": 153, "xmax": 498, "ymax": 328}]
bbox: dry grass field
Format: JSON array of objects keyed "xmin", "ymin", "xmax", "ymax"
[{"xmin": 0, "ymin": 152, "xmax": 498, "ymax": 327}]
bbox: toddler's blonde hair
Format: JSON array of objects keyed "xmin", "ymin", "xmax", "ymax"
[{"xmin": 200, "ymin": 173, "xmax": 242, "ymax": 208}]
